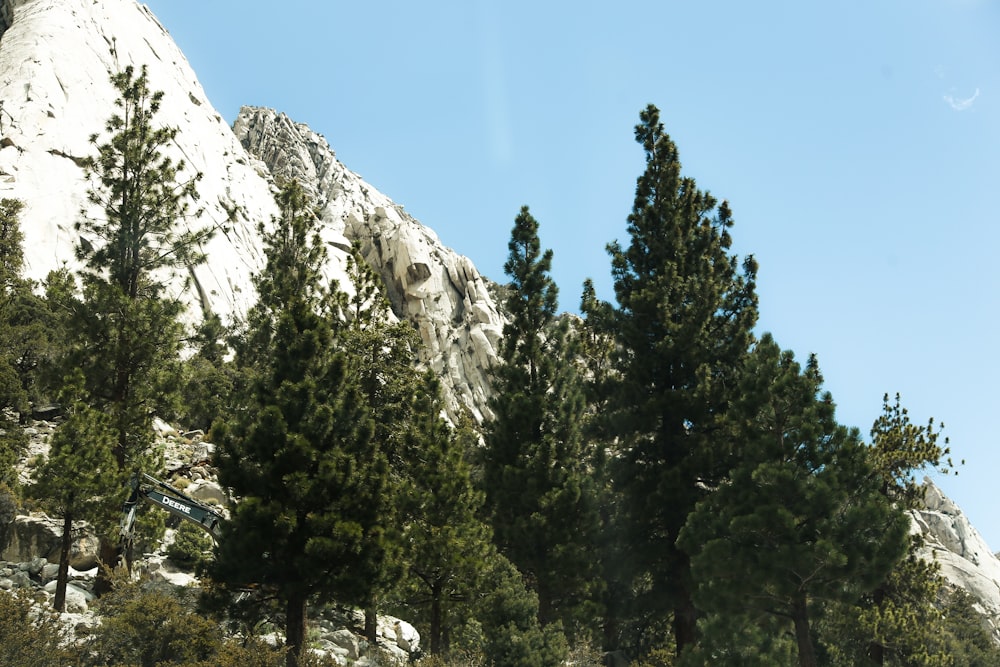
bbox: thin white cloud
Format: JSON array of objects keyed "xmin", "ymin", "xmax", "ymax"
[{"xmin": 944, "ymin": 88, "xmax": 980, "ymax": 111}]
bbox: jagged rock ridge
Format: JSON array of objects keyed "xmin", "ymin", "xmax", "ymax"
[{"xmin": 233, "ymin": 107, "xmax": 503, "ymax": 420}]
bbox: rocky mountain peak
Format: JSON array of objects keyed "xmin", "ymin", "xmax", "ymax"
[{"xmin": 0, "ymin": 0, "xmax": 503, "ymax": 420}]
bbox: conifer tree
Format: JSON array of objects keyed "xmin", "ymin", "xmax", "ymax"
[
  {"xmin": 484, "ymin": 205, "xmax": 599, "ymax": 635},
  {"xmin": 827, "ymin": 394, "xmax": 957, "ymax": 665},
  {"xmin": 31, "ymin": 372, "xmax": 116, "ymax": 612},
  {"xmin": 679, "ymin": 335, "xmax": 908, "ymax": 667},
  {"xmin": 395, "ymin": 388, "xmax": 492, "ymax": 656},
  {"xmin": 65, "ymin": 64, "xmax": 210, "ymax": 585},
  {"xmin": 597, "ymin": 105, "xmax": 758, "ymax": 654},
  {"xmin": 337, "ymin": 245, "xmax": 425, "ymax": 641},
  {"xmin": 0, "ymin": 198, "xmax": 30, "ymax": 481},
  {"xmin": 211, "ymin": 181, "xmax": 389, "ymax": 667}
]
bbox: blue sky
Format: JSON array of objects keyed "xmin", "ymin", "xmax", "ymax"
[{"xmin": 145, "ymin": 1, "xmax": 1000, "ymax": 547}]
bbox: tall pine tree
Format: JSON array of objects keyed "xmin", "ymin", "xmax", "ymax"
[
  {"xmin": 67, "ymin": 64, "xmax": 211, "ymax": 585},
  {"xmin": 484, "ymin": 205, "xmax": 599, "ymax": 636},
  {"xmin": 597, "ymin": 105, "xmax": 758, "ymax": 655},
  {"xmin": 679, "ymin": 335, "xmax": 908, "ymax": 667},
  {"xmin": 211, "ymin": 181, "xmax": 389, "ymax": 667},
  {"xmin": 394, "ymin": 387, "xmax": 492, "ymax": 656},
  {"xmin": 827, "ymin": 394, "xmax": 956, "ymax": 665}
]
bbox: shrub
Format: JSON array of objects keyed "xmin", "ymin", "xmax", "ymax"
[
  {"xmin": 85, "ymin": 577, "xmax": 222, "ymax": 666},
  {"xmin": 0, "ymin": 588, "xmax": 74, "ymax": 667},
  {"xmin": 166, "ymin": 520, "xmax": 213, "ymax": 569}
]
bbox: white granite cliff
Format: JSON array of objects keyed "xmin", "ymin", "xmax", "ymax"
[
  {"xmin": 0, "ymin": 0, "xmax": 280, "ymax": 323},
  {"xmin": 0, "ymin": 0, "xmax": 502, "ymax": 420},
  {"xmin": 913, "ymin": 478, "xmax": 1000, "ymax": 629},
  {"xmin": 233, "ymin": 107, "xmax": 504, "ymax": 421}
]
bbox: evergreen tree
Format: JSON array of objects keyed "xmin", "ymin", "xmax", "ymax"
[
  {"xmin": 64, "ymin": 64, "xmax": 210, "ymax": 585},
  {"xmin": 0, "ymin": 198, "xmax": 30, "ymax": 482},
  {"xmin": 598, "ymin": 104, "xmax": 758, "ymax": 654},
  {"xmin": 394, "ymin": 391, "xmax": 492, "ymax": 656},
  {"xmin": 484, "ymin": 205, "xmax": 599, "ymax": 636},
  {"xmin": 679, "ymin": 335, "xmax": 909, "ymax": 667},
  {"xmin": 826, "ymin": 394, "xmax": 957, "ymax": 665},
  {"xmin": 337, "ymin": 245, "xmax": 424, "ymax": 641},
  {"xmin": 211, "ymin": 181, "xmax": 389, "ymax": 667},
  {"xmin": 30, "ymin": 372, "xmax": 116, "ymax": 612}
]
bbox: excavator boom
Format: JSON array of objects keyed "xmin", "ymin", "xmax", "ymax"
[{"xmin": 120, "ymin": 473, "xmax": 225, "ymax": 549}]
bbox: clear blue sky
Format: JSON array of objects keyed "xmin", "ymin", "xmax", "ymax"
[{"xmin": 144, "ymin": 1, "xmax": 1000, "ymax": 547}]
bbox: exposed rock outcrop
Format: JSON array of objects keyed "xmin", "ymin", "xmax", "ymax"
[
  {"xmin": 234, "ymin": 107, "xmax": 504, "ymax": 420},
  {"xmin": 0, "ymin": 0, "xmax": 280, "ymax": 324},
  {"xmin": 0, "ymin": 514, "xmax": 99, "ymax": 569},
  {"xmin": 0, "ymin": 0, "xmax": 501, "ymax": 422},
  {"xmin": 914, "ymin": 478, "xmax": 1000, "ymax": 624}
]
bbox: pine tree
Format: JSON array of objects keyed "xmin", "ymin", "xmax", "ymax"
[
  {"xmin": 30, "ymin": 372, "xmax": 116, "ymax": 612},
  {"xmin": 0, "ymin": 198, "xmax": 30, "ymax": 482},
  {"xmin": 484, "ymin": 205, "xmax": 599, "ymax": 636},
  {"xmin": 679, "ymin": 335, "xmax": 909, "ymax": 667},
  {"xmin": 827, "ymin": 394, "xmax": 957, "ymax": 665},
  {"xmin": 211, "ymin": 181, "xmax": 389, "ymax": 667},
  {"xmin": 598, "ymin": 105, "xmax": 758, "ymax": 654},
  {"xmin": 337, "ymin": 245, "xmax": 425, "ymax": 641},
  {"xmin": 65, "ymin": 64, "xmax": 211, "ymax": 586},
  {"xmin": 394, "ymin": 388, "xmax": 492, "ymax": 656}
]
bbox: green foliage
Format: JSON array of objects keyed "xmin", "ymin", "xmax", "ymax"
[
  {"xmin": 213, "ymin": 181, "xmax": 389, "ymax": 666},
  {"xmin": 54, "ymin": 64, "xmax": 210, "ymax": 588},
  {"xmin": 68, "ymin": 63, "xmax": 208, "ymax": 463},
  {"xmin": 167, "ymin": 519, "xmax": 214, "ymax": 569},
  {"xmin": 869, "ymin": 392, "xmax": 954, "ymax": 507},
  {"xmin": 0, "ymin": 589, "xmax": 73, "ymax": 667},
  {"xmin": 484, "ymin": 205, "xmax": 600, "ymax": 637},
  {"xmin": 30, "ymin": 372, "xmax": 117, "ymax": 610},
  {"xmin": 593, "ymin": 103, "xmax": 758, "ymax": 652},
  {"xmin": 820, "ymin": 546, "xmax": 954, "ymax": 666},
  {"xmin": 79, "ymin": 64, "xmax": 206, "ymax": 295},
  {"xmin": 679, "ymin": 335, "xmax": 909, "ymax": 666},
  {"xmin": 394, "ymin": 399, "xmax": 493, "ymax": 655},
  {"xmin": 0, "ymin": 198, "xmax": 37, "ymax": 484},
  {"xmin": 86, "ymin": 577, "xmax": 222, "ymax": 666},
  {"xmin": 473, "ymin": 550, "xmax": 569, "ymax": 667},
  {"xmin": 937, "ymin": 588, "xmax": 1000, "ymax": 665},
  {"xmin": 176, "ymin": 313, "xmax": 237, "ymax": 431}
]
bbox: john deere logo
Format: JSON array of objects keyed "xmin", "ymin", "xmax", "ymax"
[{"xmin": 162, "ymin": 495, "xmax": 192, "ymax": 514}]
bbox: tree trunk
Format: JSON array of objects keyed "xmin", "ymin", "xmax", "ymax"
[
  {"xmin": 285, "ymin": 593, "xmax": 307, "ymax": 667},
  {"xmin": 53, "ymin": 511, "xmax": 72, "ymax": 612},
  {"xmin": 430, "ymin": 581, "xmax": 442, "ymax": 655},
  {"xmin": 792, "ymin": 594, "xmax": 818, "ymax": 667},
  {"xmin": 866, "ymin": 586, "xmax": 886, "ymax": 665},
  {"xmin": 673, "ymin": 594, "xmax": 698, "ymax": 658},
  {"xmin": 364, "ymin": 604, "xmax": 378, "ymax": 644}
]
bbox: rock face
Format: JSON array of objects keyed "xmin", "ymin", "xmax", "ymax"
[
  {"xmin": 234, "ymin": 108, "xmax": 504, "ymax": 420},
  {"xmin": 0, "ymin": 513, "xmax": 99, "ymax": 569},
  {"xmin": 0, "ymin": 0, "xmax": 502, "ymax": 420},
  {"xmin": 913, "ymin": 478, "xmax": 1000, "ymax": 622},
  {"xmin": 0, "ymin": 0, "xmax": 279, "ymax": 324}
]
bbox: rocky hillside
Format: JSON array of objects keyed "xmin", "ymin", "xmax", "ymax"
[{"xmin": 0, "ymin": 0, "xmax": 503, "ymax": 421}]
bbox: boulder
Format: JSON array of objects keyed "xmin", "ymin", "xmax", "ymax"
[
  {"xmin": 44, "ymin": 580, "xmax": 93, "ymax": 613},
  {"xmin": 185, "ymin": 480, "xmax": 226, "ymax": 506},
  {"xmin": 0, "ymin": 514, "xmax": 99, "ymax": 569}
]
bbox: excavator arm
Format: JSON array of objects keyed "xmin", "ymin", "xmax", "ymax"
[{"xmin": 120, "ymin": 473, "xmax": 225, "ymax": 550}]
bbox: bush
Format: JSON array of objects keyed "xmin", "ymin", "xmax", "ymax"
[
  {"xmin": 167, "ymin": 520, "xmax": 213, "ymax": 569},
  {"xmin": 86, "ymin": 577, "xmax": 222, "ymax": 666},
  {"xmin": 0, "ymin": 588, "xmax": 74, "ymax": 667}
]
